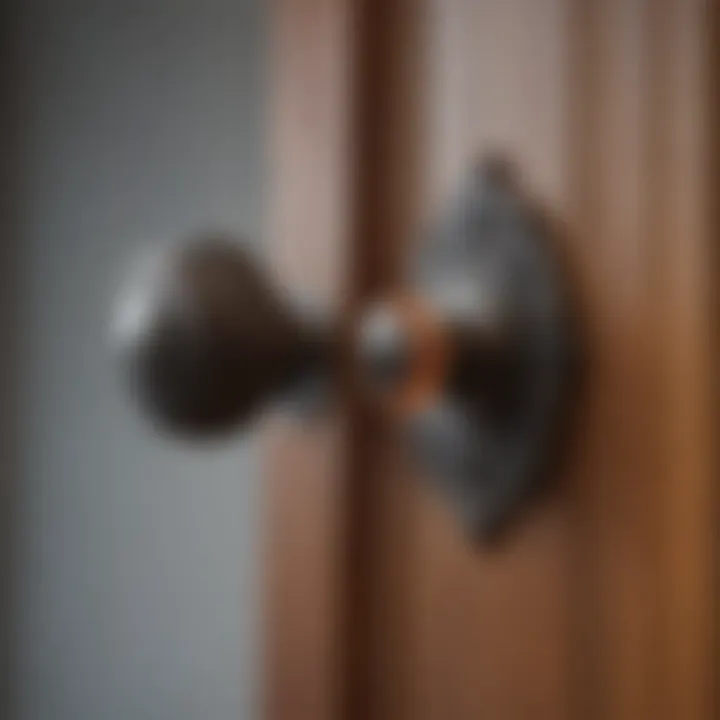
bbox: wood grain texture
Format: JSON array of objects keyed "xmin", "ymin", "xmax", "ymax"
[
  {"xmin": 652, "ymin": 0, "xmax": 716, "ymax": 717},
  {"xmin": 353, "ymin": 0, "xmax": 717, "ymax": 718},
  {"xmin": 574, "ymin": 0, "xmax": 716, "ymax": 717},
  {"xmin": 266, "ymin": 2, "xmax": 353, "ymax": 718},
  {"xmin": 571, "ymin": 1, "xmax": 661, "ymax": 717},
  {"xmin": 266, "ymin": 0, "xmax": 717, "ymax": 718}
]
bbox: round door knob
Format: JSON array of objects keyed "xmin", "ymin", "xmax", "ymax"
[
  {"xmin": 111, "ymin": 235, "xmax": 327, "ymax": 435},
  {"xmin": 111, "ymin": 159, "xmax": 574, "ymax": 537}
]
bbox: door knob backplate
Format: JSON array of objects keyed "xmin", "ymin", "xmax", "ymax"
[{"xmin": 394, "ymin": 161, "xmax": 573, "ymax": 537}]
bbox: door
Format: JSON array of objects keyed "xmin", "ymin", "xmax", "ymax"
[{"xmin": 267, "ymin": 1, "xmax": 716, "ymax": 719}]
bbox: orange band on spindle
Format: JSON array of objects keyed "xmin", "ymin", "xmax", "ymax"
[{"xmin": 382, "ymin": 293, "xmax": 452, "ymax": 416}]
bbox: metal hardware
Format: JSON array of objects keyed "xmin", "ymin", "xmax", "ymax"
[
  {"xmin": 359, "ymin": 159, "xmax": 573, "ymax": 536},
  {"xmin": 111, "ymin": 237, "xmax": 330, "ymax": 435},
  {"xmin": 113, "ymin": 158, "xmax": 573, "ymax": 537}
]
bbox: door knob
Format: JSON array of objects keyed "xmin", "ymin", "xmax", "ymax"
[
  {"xmin": 112, "ymin": 160, "xmax": 573, "ymax": 536},
  {"xmin": 111, "ymin": 237, "xmax": 330, "ymax": 435}
]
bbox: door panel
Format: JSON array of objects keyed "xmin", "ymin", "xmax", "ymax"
[{"xmin": 268, "ymin": 1, "xmax": 716, "ymax": 718}]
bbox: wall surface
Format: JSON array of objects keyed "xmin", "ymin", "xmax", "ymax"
[{"xmin": 11, "ymin": 2, "xmax": 265, "ymax": 719}]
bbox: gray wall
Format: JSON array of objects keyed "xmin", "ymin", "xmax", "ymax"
[{"xmin": 11, "ymin": 2, "xmax": 265, "ymax": 718}]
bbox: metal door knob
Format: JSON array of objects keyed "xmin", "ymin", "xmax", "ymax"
[
  {"xmin": 111, "ymin": 237, "xmax": 329, "ymax": 435},
  {"xmin": 112, "ymin": 161, "xmax": 574, "ymax": 535}
]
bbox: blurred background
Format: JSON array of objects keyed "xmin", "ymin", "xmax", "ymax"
[{"xmin": 0, "ymin": 1, "xmax": 266, "ymax": 718}]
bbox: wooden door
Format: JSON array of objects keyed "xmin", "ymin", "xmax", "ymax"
[{"xmin": 267, "ymin": 1, "xmax": 717, "ymax": 719}]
